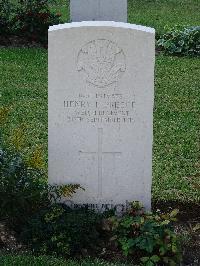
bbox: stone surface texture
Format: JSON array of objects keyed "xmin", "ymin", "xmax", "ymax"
[
  {"xmin": 48, "ymin": 21, "xmax": 155, "ymax": 211},
  {"xmin": 70, "ymin": 0, "xmax": 127, "ymax": 22}
]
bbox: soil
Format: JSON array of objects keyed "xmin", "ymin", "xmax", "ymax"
[
  {"xmin": 1, "ymin": 202, "xmax": 199, "ymax": 265},
  {"xmin": 152, "ymin": 200, "xmax": 200, "ymax": 221},
  {"xmin": 0, "ymin": 35, "xmax": 45, "ymax": 48},
  {"xmin": 153, "ymin": 201, "xmax": 200, "ymax": 265}
]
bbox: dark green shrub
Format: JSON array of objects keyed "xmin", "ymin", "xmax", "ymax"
[
  {"xmin": 0, "ymin": 0, "xmax": 15, "ymax": 36},
  {"xmin": 14, "ymin": 0, "xmax": 61, "ymax": 44},
  {"xmin": 157, "ymin": 26, "xmax": 200, "ymax": 56},
  {"xmin": 104, "ymin": 202, "xmax": 181, "ymax": 265},
  {"xmin": 0, "ymin": 146, "xmax": 80, "ymax": 229},
  {"xmin": 0, "ymin": 0, "xmax": 61, "ymax": 44},
  {"xmin": 21, "ymin": 204, "xmax": 102, "ymax": 256},
  {"xmin": 0, "ymin": 148, "xmax": 46, "ymax": 225}
]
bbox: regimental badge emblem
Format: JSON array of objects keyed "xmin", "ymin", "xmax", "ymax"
[{"xmin": 77, "ymin": 39, "xmax": 126, "ymax": 88}]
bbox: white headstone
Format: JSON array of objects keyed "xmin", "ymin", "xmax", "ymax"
[
  {"xmin": 70, "ymin": 0, "xmax": 127, "ymax": 22},
  {"xmin": 48, "ymin": 21, "xmax": 155, "ymax": 212}
]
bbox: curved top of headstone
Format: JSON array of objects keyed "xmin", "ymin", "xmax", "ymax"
[{"xmin": 49, "ymin": 21, "xmax": 155, "ymax": 34}]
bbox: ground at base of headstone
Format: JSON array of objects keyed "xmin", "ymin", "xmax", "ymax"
[
  {"xmin": 0, "ymin": 36, "xmax": 46, "ymax": 49},
  {"xmin": 0, "ymin": 220, "xmax": 199, "ymax": 266},
  {"xmin": 151, "ymin": 201, "xmax": 200, "ymax": 266},
  {"xmin": 99, "ymin": 205, "xmax": 200, "ymax": 266},
  {"xmin": 0, "ymin": 203, "xmax": 199, "ymax": 266}
]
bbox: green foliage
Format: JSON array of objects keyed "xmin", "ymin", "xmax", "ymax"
[
  {"xmin": 14, "ymin": 0, "xmax": 61, "ymax": 44},
  {"xmin": 0, "ymin": 147, "xmax": 46, "ymax": 225},
  {"xmin": 104, "ymin": 202, "xmax": 181, "ymax": 265},
  {"xmin": 157, "ymin": 26, "xmax": 200, "ymax": 56},
  {"xmin": 0, "ymin": 144, "xmax": 80, "ymax": 228},
  {"xmin": 0, "ymin": 1, "xmax": 61, "ymax": 44},
  {"xmin": 0, "ymin": 0, "xmax": 15, "ymax": 36},
  {"xmin": 21, "ymin": 204, "xmax": 102, "ymax": 256}
]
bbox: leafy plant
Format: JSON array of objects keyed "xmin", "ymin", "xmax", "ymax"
[
  {"xmin": 0, "ymin": 145, "xmax": 80, "ymax": 229},
  {"xmin": 0, "ymin": 0, "xmax": 15, "ymax": 36},
  {"xmin": 157, "ymin": 26, "xmax": 200, "ymax": 56},
  {"xmin": 0, "ymin": 0, "xmax": 61, "ymax": 44},
  {"xmin": 21, "ymin": 204, "xmax": 102, "ymax": 256},
  {"xmin": 14, "ymin": 0, "xmax": 61, "ymax": 44},
  {"xmin": 104, "ymin": 202, "xmax": 181, "ymax": 265}
]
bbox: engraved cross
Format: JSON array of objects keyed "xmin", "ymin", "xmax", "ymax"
[{"xmin": 79, "ymin": 128, "xmax": 121, "ymax": 197}]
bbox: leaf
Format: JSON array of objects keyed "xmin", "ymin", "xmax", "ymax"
[
  {"xmin": 128, "ymin": 238, "xmax": 136, "ymax": 247},
  {"xmin": 170, "ymin": 209, "xmax": 179, "ymax": 218},
  {"xmin": 172, "ymin": 244, "xmax": 177, "ymax": 253},
  {"xmin": 193, "ymin": 223, "xmax": 200, "ymax": 232},
  {"xmin": 159, "ymin": 245, "xmax": 167, "ymax": 256},
  {"xmin": 163, "ymin": 257, "xmax": 169, "ymax": 263},
  {"xmin": 169, "ymin": 259, "xmax": 177, "ymax": 266},
  {"xmin": 109, "ymin": 235, "xmax": 117, "ymax": 242},
  {"xmin": 151, "ymin": 255, "xmax": 160, "ymax": 263},
  {"xmin": 146, "ymin": 261, "xmax": 154, "ymax": 266},
  {"xmin": 140, "ymin": 257, "xmax": 149, "ymax": 263},
  {"xmin": 161, "ymin": 220, "xmax": 170, "ymax": 225}
]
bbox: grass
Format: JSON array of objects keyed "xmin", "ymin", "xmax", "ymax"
[
  {"xmin": 50, "ymin": 0, "xmax": 200, "ymax": 35},
  {"xmin": 51, "ymin": 0, "xmax": 70, "ymax": 22},
  {"xmin": 0, "ymin": 49, "xmax": 48, "ymax": 164},
  {"xmin": 0, "ymin": 254, "xmax": 129, "ymax": 266},
  {"xmin": 128, "ymin": 0, "xmax": 200, "ymax": 35},
  {"xmin": 153, "ymin": 55, "xmax": 200, "ymax": 202},
  {"xmin": 0, "ymin": 49, "xmax": 199, "ymax": 203}
]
